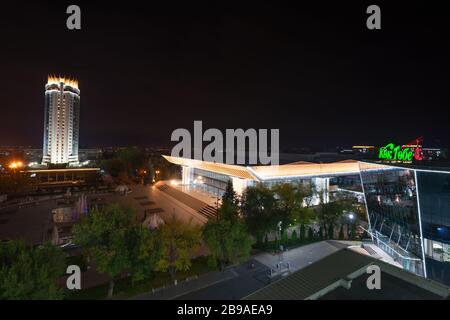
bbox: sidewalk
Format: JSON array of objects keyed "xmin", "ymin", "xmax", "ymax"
[{"xmin": 131, "ymin": 269, "xmax": 237, "ymax": 300}]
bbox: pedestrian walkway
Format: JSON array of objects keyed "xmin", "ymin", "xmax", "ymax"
[
  {"xmin": 253, "ymin": 241, "xmax": 347, "ymax": 273},
  {"xmin": 131, "ymin": 269, "xmax": 237, "ymax": 300}
]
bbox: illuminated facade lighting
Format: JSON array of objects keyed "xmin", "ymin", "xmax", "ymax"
[{"xmin": 42, "ymin": 75, "xmax": 80, "ymax": 165}]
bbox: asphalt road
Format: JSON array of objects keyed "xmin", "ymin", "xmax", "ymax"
[{"xmin": 174, "ymin": 259, "xmax": 270, "ymax": 300}]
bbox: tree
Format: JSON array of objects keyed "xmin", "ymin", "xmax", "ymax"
[
  {"xmin": 301, "ymin": 181, "xmax": 317, "ymax": 208},
  {"xmin": 117, "ymin": 147, "xmax": 148, "ymax": 178},
  {"xmin": 350, "ymin": 224, "xmax": 357, "ymax": 240},
  {"xmin": 0, "ymin": 241, "xmax": 66, "ymax": 299},
  {"xmin": 241, "ymin": 185, "xmax": 277, "ymax": 244},
  {"xmin": 222, "ymin": 180, "xmax": 237, "ymax": 206},
  {"xmin": 0, "ymin": 172, "xmax": 29, "ymax": 196},
  {"xmin": 307, "ymin": 227, "xmax": 314, "ymax": 241},
  {"xmin": 327, "ymin": 224, "xmax": 334, "ymax": 240},
  {"xmin": 300, "ymin": 224, "xmax": 306, "ymax": 242},
  {"xmin": 339, "ymin": 225, "xmax": 345, "ymax": 240},
  {"xmin": 270, "ymin": 183, "xmax": 314, "ymax": 240},
  {"xmin": 271, "ymin": 183, "xmax": 302, "ymax": 234},
  {"xmin": 318, "ymin": 226, "xmax": 324, "ymax": 240},
  {"xmin": 100, "ymin": 158, "xmax": 126, "ymax": 178},
  {"xmin": 316, "ymin": 199, "xmax": 345, "ymax": 240},
  {"xmin": 291, "ymin": 229, "xmax": 298, "ymax": 244},
  {"xmin": 202, "ymin": 218, "xmax": 252, "ymax": 270},
  {"xmin": 281, "ymin": 229, "xmax": 289, "ymax": 247},
  {"xmin": 127, "ymin": 226, "xmax": 161, "ymax": 286},
  {"xmin": 218, "ymin": 198, "xmax": 239, "ymax": 222},
  {"xmin": 73, "ymin": 204, "xmax": 136, "ymax": 298},
  {"xmin": 155, "ymin": 214, "xmax": 201, "ymax": 279},
  {"xmin": 218, "ymin": 181, "xmax": 240, "ymax": 222}
]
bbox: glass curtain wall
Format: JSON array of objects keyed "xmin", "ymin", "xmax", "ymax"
[
  {"xmin": 416, "ymin": 171, "xmax": 450, "ymax": 285},
  {"xmin": 359, "ymin": 162, "xmax": 425, "ymax": 277}
]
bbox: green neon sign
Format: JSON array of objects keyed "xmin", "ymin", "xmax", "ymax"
[{"xmin": 378, "ymin": 143, "xmax": 413, "ymax": 161}]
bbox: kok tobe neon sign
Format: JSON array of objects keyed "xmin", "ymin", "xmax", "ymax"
[{"xmin": 378, "ymin": 141, "xmax": 423, "ymax": 162}]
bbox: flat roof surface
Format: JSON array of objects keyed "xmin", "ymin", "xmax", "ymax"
[
  {"xmin": 245, "ymin": 249, "xmax": 375, "ymax": 300},
  {"xmin": 245, "ymin": 248, "xmax": 449, "ymax": 300},
  {"xmin": 163, "ymin": 155, "xmax": 361, "ymax": 181},
  {"xmin": 249, "ymin": 160, "xmax": 360, "ymax": 180},
  {"xmin": 162, "ymin": 155, "xmax": 256, "ymax": 180},
  {"xmin": 320, "ymin": 271, "xmax": 441, "ymax": 300},
  {"xmin": 360, "ymin": 160, "xmax": 450, "ymax": 173}
]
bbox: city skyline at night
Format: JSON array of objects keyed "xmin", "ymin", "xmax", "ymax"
[
  {"xmin": 1, "ymin": 0, "xmax": 450, "ymax": 307},
  {"xmin": 1, "ymin": 2, "xmax": 449, "ymax": 150}
]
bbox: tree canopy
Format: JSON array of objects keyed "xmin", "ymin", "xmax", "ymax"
[
  {"xmin": 155, "ymin": 214, "xmax": 202, "ymax": 279},
  {"xmin": 73, "ymin": 204, "xmax": 159, "ymax": 297},
  {"xmin": 0, "ymin": 241, "xmax": 66, "ymax": 300},
  {"xmin": 241, "ymin": 182, "xmax": 314, "ymax": 243},
  {"xmin": 203, "ymin": 183, "xmax": 252, "ymax": 270},
  {"xmin": 241, "ymin": 184, "xmax": 278, "ymax": 243}
]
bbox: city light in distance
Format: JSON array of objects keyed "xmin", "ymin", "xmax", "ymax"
[{"xmin": 8, "ymin": 161, "xmax": 24, "ymax": 169}]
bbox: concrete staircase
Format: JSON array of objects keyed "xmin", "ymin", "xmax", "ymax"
[{"xmin": 156, "ymin": 182, "xmax": 217, "ymax": 220}]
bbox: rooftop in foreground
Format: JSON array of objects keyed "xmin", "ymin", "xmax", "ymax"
[{"xmin": 244, "ymin": 248, "xmax": 450, "ymax": 300}]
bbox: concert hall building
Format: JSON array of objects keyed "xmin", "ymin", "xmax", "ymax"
[{"xmin": 163, "ymin": 155, "xmax": 450, "ymax": 286}]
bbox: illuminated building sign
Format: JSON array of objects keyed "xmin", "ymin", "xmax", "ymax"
[
  {"xmin": 378, "ymin": 142, "xmax": 423, "ymax": 162},
  {"xmin": 379, "ymin": 143, "xmax": 413, "ymax": 161}
]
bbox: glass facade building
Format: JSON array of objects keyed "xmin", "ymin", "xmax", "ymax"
[
  {"xmin": 416, "ymin": 171, "xmax": 450, "ymax": 285},
  {"xmin": 360, "ymin": 161, "xmax": 450, "ymax": 285},
  {"xmin": 192, "ymin": 168, "xmax": 231, "ymax": 196}
]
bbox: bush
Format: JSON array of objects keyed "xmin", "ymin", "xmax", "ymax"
[
  {"xmin": 308, "ymin": 227, "xmax": 314, "ymax": 241},
  {"xmin": 300, "ymin": 224, "xmax": 306, "ymax": 242},
  {"xmin": 328, "ymin": 224, "xmax": 334, "ymax": 239},
  {"xmin": 291, "ymin": 229, "xmax": 298, "ymax": 244},
  {"xmin": 339, "ymin": 225, "xmax": 344, "ymax": 240},
  {"xmin": 281, "ymin": 230, "xmax": 289, "ymax": 246},
  {"xmin": 350, "ymin": 224, "xmax": 357, "ymax": 240}
]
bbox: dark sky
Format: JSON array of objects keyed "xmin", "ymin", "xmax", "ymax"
[{"xmin": 0, "ymin": 1, "xmax": 449, "ymax": 150}]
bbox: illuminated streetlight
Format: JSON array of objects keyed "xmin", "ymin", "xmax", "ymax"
[{"xmin": 8, "ymin": 161, "xmax": 24, "ymax": 170}]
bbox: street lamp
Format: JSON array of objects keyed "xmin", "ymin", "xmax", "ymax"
[
  {"xmin": 8, "ymin": 161, "xmax": 24, "ymax": 171},
  {"xmin": 154, "ymin": 169, "xmax": 161, "ymax": 182},
  {"xmin": 347, "ymin": 213, "xmax": 356, "ymax": 240}
]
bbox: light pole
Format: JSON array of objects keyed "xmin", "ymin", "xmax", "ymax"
[
  {"xmin": 347, "ymin": 212, "xmax": 355, "ymax": 239},
  {"xmin": 278, "ymin": 220, "xmax": 283, "ymax": 250}
]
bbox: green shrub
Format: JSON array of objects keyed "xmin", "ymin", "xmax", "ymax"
[
  {"xmin": 308, "ymin": 227, "xmax": 314, "ymax": 241},
  {"xmin": 300, "ymin": 224, "xmax": 306, "ymax": 242},
  {"xmin": 339, "ymin": 225, "xmax": 344, "ymax": 240},
  {"xmin": 291, "ymin": 229, "xmax": 298, "ymax": 244}
]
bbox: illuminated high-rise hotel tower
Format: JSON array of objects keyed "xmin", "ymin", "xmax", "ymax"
[{"xmin": 42, "ymin": 76, "xmax": 80, "ymax": 165}]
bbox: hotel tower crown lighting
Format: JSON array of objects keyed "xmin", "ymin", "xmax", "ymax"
[{"xmin": 42, "ymin": 75, "xmax": 80, "ymax": 165}]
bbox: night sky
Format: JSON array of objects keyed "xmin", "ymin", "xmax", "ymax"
[{"xmin": 1, "ymin": 1, "xmax": 449, "ymax": 150}]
